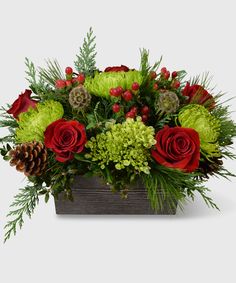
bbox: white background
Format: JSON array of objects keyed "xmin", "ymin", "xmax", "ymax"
[{"xmin": 0, "ymin": 0, "xmax": 236, "ymax": 282}]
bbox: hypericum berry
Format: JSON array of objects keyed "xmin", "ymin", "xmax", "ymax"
[
  {"xmin": 65, "ymin": 80, "xmax": 72, "ymax": 87},
  {"xmin": 110, "ymin": 88, "xmax": 119, "ymax": 97},
  {"xmin": 116, "ymin": 86, "xmax": 124, "ymax": 96},
  {"xmin": 122, "ymin": 90, "xmax": 133, "ymax": 101},
  {"xmin": 141, "ymin": 114, "xmax": 148, "ymax": 122},
  {"xmin": 130, "ymin": 106, "xmax": 138, "ymax": 115},
  {"xmin": 112, "ymin": 103, "xmax": 121, "ymax": 113},
  {"xmin": 172, "ymin": 80, "xmax": 180, "ymax": 89},
  {"xmin": 65, "ymin": 67, "xmax": 73, "ymax": 75},
  {"xmin": 161, "ymin": 67, "xmax": 167, "ymax": 74},
  {"xmin": 76, "ymin": 74, "xmax": 85, "ymax": 84},
  {"xmin": 132, "ymin": 82, "xmax": 140, "ymax": 91},
  {"xmin": 72, "ymin": 78, "xmax": 78, "ymax": 84},
  {"xmin": 125, "ymin": 111, "xmax": 135, "ymax": 118},
  {"xmin": 141, "ymin": 106, "xmax": 150, "ymax": 115},
  {"xmin": 150, "ymin": 71, "xmax": 157, "ymax": 79},
  {"xmin": 164, "ymin": 71, "xmax": 170, "ymax": 80},
  {"xmin": 55, "ymin": 79, "xmax": 66, "ymax": 89},
  {"xmin": 172, "ymin": 71, "xmax": 178, "ymax": 78},
  {"xmin": 153, "ymin": 83, "xmax": 159, "ymax": 90}
]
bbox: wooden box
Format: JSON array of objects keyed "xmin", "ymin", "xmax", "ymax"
[{"xmin": 55, "ymin": 175, "xmax": 177, "ymax": 215}]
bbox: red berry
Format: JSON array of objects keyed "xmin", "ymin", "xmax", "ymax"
[
  {"xmin": 164, "ymin": 71, "xmax": 170, "ymax": 80},
  {"xmin": 109, "ymin": 88, "xmax": 119, "ymax": 97},
  {"xmin": 173, "ymin": 80, "xmax": 180, "ymax": 89},
  {"xmin": 141, "ymin": 114, "xmax": 148, "ymax": 122},
  {"xmin": 55, "ymin": 79, "xmax": 66, "ymax": 89},
  {"xmin": 65, "ymin": 67, "xmax": 73, "ymax": 75},
  {"xmin": 141, "ymin": 106, "xmax": 150, "ymax": 115},
  {"xmin": 116, "ymin": 86, "xmax": 124, "ymax": 96},
  {"xmin": 76, "ymin": 73, "xmax": 85, "ymax": 84},
  {"xmin": 150, "ymin": 71, "xmax": 157, "ymax": 79},
  {"xmin": 65, "ymin": 80, "xmax": 72, "ymax": 87},
  {"xmin": 132, "ymin": 82, "xmax": 140, "ymax": 91},
  {"xmin": 153, "ymin": 83, "xmax": 158, "ymax": 90},
  {"xmin": 112, "ymin": 103, "xmax": 121, "ymax": 113},
  {"xmin": 130, "ymin": 106, "xmax": 138, "ymax": 115},
  {"xmin": 122, "ymin": 90, "xmax": 133, "ymax": 101},
  {"xmin": 172, "ymin": 71, "xmax": 178, "ymax": 78},
  {"xmin": 125, "ymin": 111, "xmax": 135, "ymax": 118},
  {"xmin": 161, "ymin": 67, "xmax": 167, "ymax": 74},
  {"xmin": 72, "ymin": 78, "xmax": 77, "ymax": 84}
]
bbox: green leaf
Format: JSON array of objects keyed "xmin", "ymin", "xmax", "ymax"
[{"xmin": 45, "ymin": 192, "xmax": 50, "ymax": 203}]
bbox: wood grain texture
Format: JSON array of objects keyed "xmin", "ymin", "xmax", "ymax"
[{"xmin": 55, "ymin": 176, "xmax": 177, "ymax": 215}]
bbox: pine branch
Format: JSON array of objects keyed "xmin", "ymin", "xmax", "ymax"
[
  {"xmin": 38, "ymin": 59, "xmax": 64, "ymax": 86},
  {"xmin": 74, "ymin": 27, "xmax": 97, "ymax": 76},
  {"xmin": 139, "ymin": 48, "xmax": 162, "ymax": 79},
  {"xmin": 4, "ymin": 185, "xmax": 40, "ymax": 243}
]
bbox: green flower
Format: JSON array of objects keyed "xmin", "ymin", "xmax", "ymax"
[
  {"xmin": 178, "ymin": 104, "xmax": 221, "ymax": 158},
  {"xmin": 84, "ymin": 70, "xmax": 143, "ymax": 98},
  {"xmin": 16, "ymin": 100, "xmax": 64, "ymax": 143},
  {"xmin": 85, "ymin": 117, "xmax": 156, "ymax": 174}
]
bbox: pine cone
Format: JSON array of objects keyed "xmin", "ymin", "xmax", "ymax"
[
  {"xmin": 69, "ymin": 85, "xmax": 91, "ymax": 112},
  {"xmin": 9, "ymin": 141, "xmax": 48, "ymax": 176},
  {"xmin": 198, "ymin": 156, "xmax": 223, "ymax": 179}
]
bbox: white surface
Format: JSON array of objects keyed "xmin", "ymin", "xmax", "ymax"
[{"xmin": 0, "ymin": 0, "xmax": 235, "ymax": 282}]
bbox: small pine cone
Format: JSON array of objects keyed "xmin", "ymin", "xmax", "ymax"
[
  {"xmin": 157, "ymin": 90, "xmax": 179, "ymax": 114},
  {"xmin": 198, "ymin": 156, "xmax": 223, "ymax": 179},
  {"xmin": 69, "ymin": 85, "xmax": 91, "ymax": 112},
  {"xmin": 9, "ymin": 141, "xmax": 48, "ymax": 177}
]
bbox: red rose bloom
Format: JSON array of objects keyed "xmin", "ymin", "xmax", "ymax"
[
  {"xmin": 44, "ymin": 119, "xmax": 87, "ymax": 162},
  {"xmin": 7, "ymin": 89, "xmax": 38, "ymax": 119},
  {"xmin": 151, "ymin": 126, "xmax": 200, "ymax": 172},
  {"xmin": 182, "ymin": 82, "xmax": 215, "ymax": 109},
  {"xmin": 104, "ymin": 65, "xmax": 129, "ymax": 72}
]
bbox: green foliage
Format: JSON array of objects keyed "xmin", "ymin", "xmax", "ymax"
[
  {"xmin": 38, "ymin": 59, "xmax": 65, "ymax": 86},
  {"xmin": 4, "ymin": 184, "xmax": 40, "ymax": 242},
  {"xmin": 85, "ymin": 117, "xmax": 156, "ymax": 174},
  {"xmin": 16, "ymin": 100, "xmax": 64, "ymax": 143},
  {"xmin": 139, "ymin": 48, "xmax": 162, "ymax": 81},
  {"xmin": 0, "ymin": 106, "xmax": 17, "ymax": 144},
  {"xmin": 178, "ymin": 104, "xmax": 221, "ymax": 158},
  {"xmin": 143, "ymin": 165, "xmax": 219, "ymax": 212},
  {"xmin": 75, "ymin": 27, "xmax": 97, "ymax": 76},
  {"xmin": 85, "ymin": 70, "xmax": 143, "ymax": 98},
  {"xmin": 212, "ymin": 104, "xmax": 236, "ymax": 147}
]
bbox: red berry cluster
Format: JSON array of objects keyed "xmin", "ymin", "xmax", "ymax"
[
  {"xmin": 111, "ymin": 81, "xmax": 149, "ymax": 122},
  {"xmin": 55, "ymin": 67, "xmax": 85, "ymax": 89},
  {"xmin": 160, "ymin": 67, "xmax": 180, "ymax": 89}
]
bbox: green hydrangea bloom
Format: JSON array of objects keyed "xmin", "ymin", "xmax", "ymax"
[
  {"xmin": 16, "ymin": 100, "xmax": 64, "ymax": 143},
  {"xmin": 178, "ymin": 104, "xmax": 221, "ymax": 158},
  {"xmin": 84, "ymin": 70, "xmax": 143, "ymax": 98},
  {"xmin": 85, "ymin": 117, "xmax": 156, "ymax": 174}
]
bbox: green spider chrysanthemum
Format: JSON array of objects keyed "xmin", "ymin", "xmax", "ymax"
[
  {"xmin": 84, "ymin": 70, "xmax": 143, "ymax": 98},
  {"xmin": 16, "ymin": 100, "xmax": 64, "ymax": 143},
  {"xmin": 178, "ymin": 104, "xmax": 221, "ymax": 158}
]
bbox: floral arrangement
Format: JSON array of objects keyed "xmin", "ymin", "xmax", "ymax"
[{"xmin": 1, "ymin": 28, "xmax": 236, "ymax": 242}]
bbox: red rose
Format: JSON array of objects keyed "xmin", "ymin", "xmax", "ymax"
[
  {"xmin": 151, "ymin": 126, "xmax": 200, "ymax": 172},
  {"xmin": 44, "ymin": 119, "xmax": 87, "ymax": 162},
  {"xmin": 7, "ymin": 89, "xmax": 38, "ymax": 119},
  {"xmin": 104, "ymin": 65, "xmax": 129, "ymax": 72},
  {"xmin": 182, "ymin": 82, "xmax": 215, "ymax": 109}
]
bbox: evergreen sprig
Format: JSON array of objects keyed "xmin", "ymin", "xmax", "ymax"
[
  {"xmin": 39, "ymin": 59, "xmax": 64, "ymax": 86},
  {"xmin": 4, "ymin": 184, "xmax": 41, "ymax": 242},
  {"xmin": 139, "ymin": 48, "xmax": 162, "ymax": 81},
  {"xmin": 74, "ymin": 27, "xmax": 97, "ymax": 76},
  {"xmin": 142, "ymin": 164, "xmax": 219, "ymax": 212}
]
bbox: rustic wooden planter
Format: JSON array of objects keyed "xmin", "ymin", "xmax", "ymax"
[{"xmin": 55, "ymin": 175, "xmax": 177, "ymax": 215}]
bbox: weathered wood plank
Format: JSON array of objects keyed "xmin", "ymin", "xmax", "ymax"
[{"xmin": 55, "ymin": 176, "xmax": 177, "ymax": 215}]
